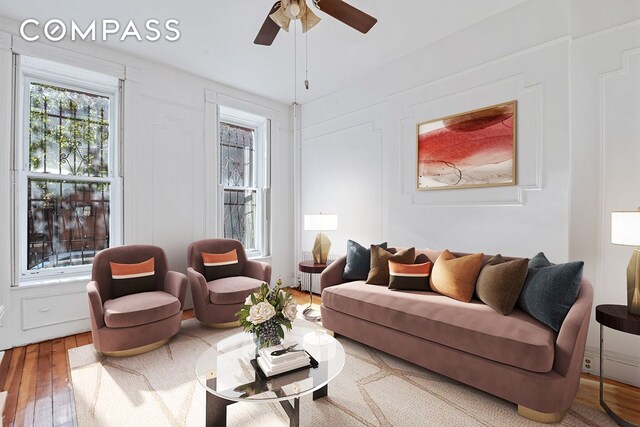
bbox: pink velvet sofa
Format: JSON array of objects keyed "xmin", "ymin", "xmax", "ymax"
[{"xmin": 319, "ymin": 248, "xmax": 593, "ymax": 423}]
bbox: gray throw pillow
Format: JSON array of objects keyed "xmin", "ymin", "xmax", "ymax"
[
  {"xmin": 516, "ymin": 252, "xmax": 584, "ymax": 332},
  {"xmin": 343, "ymin": 240, "xmax": 387, "ymax": 281}
]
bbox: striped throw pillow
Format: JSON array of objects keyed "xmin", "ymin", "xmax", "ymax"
[
  {"xmin": 110, "ymin": 258, "xmax": 156, "ymax": 299},
  {"xmin": 202, "ymin": 249, "xmax": 241, "ymax": 281},
  {"xmin": 388, "ymin": 261, "xmax": 432, "ymax": 291}
]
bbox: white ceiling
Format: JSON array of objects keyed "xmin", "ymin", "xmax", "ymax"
[{"xmin": 0, "ymin": 0, "xmax": 526, "ymax": 104}]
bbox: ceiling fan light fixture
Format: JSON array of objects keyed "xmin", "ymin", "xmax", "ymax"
[
  {"xmin": 269, "ymin": 7, "xmax": 291, "ymax": 32},
  {"xmin": 301, "ymin": 8, "xmax": 321, "ymax": 33}
]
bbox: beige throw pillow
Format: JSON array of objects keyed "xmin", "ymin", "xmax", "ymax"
[{"xmin": 430, "ymin": 250, "xmax": 484, "ymax": 302}]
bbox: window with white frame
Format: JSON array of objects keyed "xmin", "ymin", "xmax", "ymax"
[
  {"xmin": 219, "ymin": 108, "xmax": 270, "ymax": 257},
  {"xmin": 16, "ymin": 56, "xmax": 121, "ymax": 281}
]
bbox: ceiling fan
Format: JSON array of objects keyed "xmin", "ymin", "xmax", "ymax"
[{"xmin": 255, "ymin": 0, "xmax": 377, "ymax": 46}]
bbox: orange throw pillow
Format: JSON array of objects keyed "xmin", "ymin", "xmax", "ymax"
[{"xmin": 430, "ymin": 250, "xmax": 484, "ymax": 302}]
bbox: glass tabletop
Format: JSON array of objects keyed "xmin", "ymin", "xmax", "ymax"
[{"xmin": 195, "ymin": 325, "xmax": 345, "ymax": 403}]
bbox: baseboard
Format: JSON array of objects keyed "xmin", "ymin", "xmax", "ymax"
[{"xmin": 583, "ymin": 346, "xmax": 640, "ymax": 387}]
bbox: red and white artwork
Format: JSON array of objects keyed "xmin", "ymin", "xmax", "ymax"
[{"xmin": 417, "ymin": 101, "xmax": 516, "ymax": 190}]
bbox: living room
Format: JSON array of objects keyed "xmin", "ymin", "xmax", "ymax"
[{"xmin": 0, "ymin": 0, "xmax": 638, "ymax": 426}]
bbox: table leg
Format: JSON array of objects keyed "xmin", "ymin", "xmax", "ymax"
[
  {"xmin": 313, "ymin": 384, "xmax": 328, "ymax": 400},
  {"xmin": 278, "ymin": 397, "xmax": 300, "ymax": 427},
  {"xmin": 303, "ymin": 272, "xmax": 321, "ymax": 321},
  {"xmin": 599, "ymin": 324, "xmax": 638, "ymax": 427},
  {"xmin": 206, "ymin": 377, "xmax": 233, "ymax": 427}
]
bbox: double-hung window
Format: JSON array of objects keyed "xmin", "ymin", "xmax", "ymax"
[
  {"xmin": 218, "ymin": 107, "xmax": 270, "ymax": 257},
  {"xmin": 16, "ymin": 56, "xmax": 121, "ymax": 281}
]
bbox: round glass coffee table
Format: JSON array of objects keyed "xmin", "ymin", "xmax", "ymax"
[{"xmin": 196, "ymin": 325, "xmax": 345, "ymax": 427}]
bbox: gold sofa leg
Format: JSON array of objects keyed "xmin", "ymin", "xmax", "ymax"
[
  {"xmin": 100, "ymin": 338, "xmax": 170, "ymax": 357},
  {"xmin": 200, "ymin": 320, "xmax": 240, "ymax": 329},
  {"xmin": 518, "ymin": 405, "xmax": 566, "ymax": 423}
]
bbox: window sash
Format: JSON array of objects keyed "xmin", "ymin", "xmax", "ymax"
[
  {"xmin": 17, "ymin": 59, "xmax": 120, "ymax": 281},
  {"xmin": 218, "ymin": 113, "xmax": 270, "ymax": 258}
]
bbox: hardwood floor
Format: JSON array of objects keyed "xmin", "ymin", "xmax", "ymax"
[{"xmin": 1, "ymin": 293, "xmax": 638, "ymax": 426}]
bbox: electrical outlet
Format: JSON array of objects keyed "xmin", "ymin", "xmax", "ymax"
[{"xmin": 584, "ymin": 357, "xmax": 592, "ymax": 372}]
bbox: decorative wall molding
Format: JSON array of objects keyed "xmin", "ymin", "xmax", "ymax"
[
  {"xmin": 0, "ymin": 31, "xmax": 10, "ymax": 50},
  {"xmin": 20, "ymin": 289, "xmax": 87, "ymax": 331},
  {"xmin": 11, "ymin": 36, "xmax": 125, "ymax": 79},
  {"xmin": 399, "ymin": 75, "xmax": 545, "ymax": 207}
]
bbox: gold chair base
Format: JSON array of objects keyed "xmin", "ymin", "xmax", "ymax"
[
  {"xmin": 99, "ymin": 338, "xmax": 170, "ymax": 357},
  {"xmin": 518, "ymin": 405, "xmax": 566, "ymax": 423},
  {"xmin": 200, "ymin": 320, "xmax": 240, "ymax": 329}
]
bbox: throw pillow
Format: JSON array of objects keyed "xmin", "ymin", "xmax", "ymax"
[
  {"xmin": 475, "ymin": 254, "xmax": 529, "ymax": 315},
  {"xmin": 517, "ymin": 252, "xmax": 584, "ymax": 332},
  {"xmin": 110, "ymin": 258, "xmax": 156, "ymax": 299},
  {"xmin": 202, "ymin": 249, "xmax": 241, "ymax": 281},
  {"xmin": 366, "ymin": 246, "xmax": 415, "ymax": 285},
  {"xmin": 343, "ymin": 240, "xmax": 388, "ymax": 281},
  {"xmin": 430, "ymin": 250, "xmax": 484, "ymax": 302},
  {"xmin": 388, "ymin": 260, "xmax": 432, "ymax": 291}
]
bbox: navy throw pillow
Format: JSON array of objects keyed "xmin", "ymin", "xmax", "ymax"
[
  {"xmin": 516, "ymin": 252, "xmax": 584, "ymax": 332},
  {"xmin": 343, "ymin": 240, "xmax": 387, "ymax": 281}
]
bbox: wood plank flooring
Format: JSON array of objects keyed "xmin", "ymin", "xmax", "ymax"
[{"xmin": 0, "ymin": 292, "xmax": 638, "ymax": 426}]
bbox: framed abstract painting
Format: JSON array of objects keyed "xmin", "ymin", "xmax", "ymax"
[{"xmin": 416, "ymin": 101, "xmax": 516, "ymax": 190}]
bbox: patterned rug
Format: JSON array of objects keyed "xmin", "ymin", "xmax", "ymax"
[{"xmin": 68, "ymin": 318, "xmax": 614, "ymax": 426}]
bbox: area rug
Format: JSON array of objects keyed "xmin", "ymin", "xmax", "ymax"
[{"xmin": 69, "ymin": 318, "xmax": 614, "ymax": 426}]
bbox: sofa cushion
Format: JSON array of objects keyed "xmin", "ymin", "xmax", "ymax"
[
  {"xmin": 208, "ymin": 276, "xmax": 263, "ymax": 305},
  {"xmin": 366, "ymin": 246, "xmax": 415, "ymax": 285},
  {"xmin": 110, "ymin": 258, "xmax": 156, "ymax": 299},
  {"xmin": 322, "ymin": 281, "xmax": 556, "ymax": 373},
  {"xmin": 430, "ymin": 250, "xmax": 484, "ymax": 302},
  {"xmin": 104, "ymin": 291, "xmax": 180, "ymax": 328},
  {"xmin": 475, "ymin": 255, "xmax": 529, "ymax": 315},
  {"xmin": 388, "ymin": 261, "xmax": 432, "ymax": 291},
  {"xmin": 202, "ymin": 249, "xmax": 242, "ymax": 281},
  {"xmin": 517, "ymin": 252, "xmax": 584, "ymax": 332},
  {"xmin": 343, "ymin": 240, "xmax": 387, "ymax": 281}
]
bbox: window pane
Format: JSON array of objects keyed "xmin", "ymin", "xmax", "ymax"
[
  {"xmin": 27, "ymin": 178, "xmax": 110, "ymax": 270},
  {"xmin": 220, "ymin": 122, "xmax": 254, "ymax": 187},
  {"xmin": 223, "ymin": 189, "xmax": 256, "ymax": 250},
  {"xmin": 29, "ymin": 83, "xmax": 110, "ymax": 177}
]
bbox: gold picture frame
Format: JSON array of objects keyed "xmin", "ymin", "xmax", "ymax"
[{"xmin": 416, "ymin": 100, "xmax": 517, "ymax": 190}]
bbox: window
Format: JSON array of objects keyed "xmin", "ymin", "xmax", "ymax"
[
  {"xmin": 219, "ymin": 108, "xmax": 270, "ymax": 257},
  {"xmin": 17, "ymin": 57, "xmax": 121, "ymax": 280}
]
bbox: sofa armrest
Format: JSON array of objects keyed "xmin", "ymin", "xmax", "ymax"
[
  {"xmin": 320, "ymin": 256, "xmax": 348, "ymax": 292},
  {"xmin": 187, "ymin": 267, "xmax": 208, "ymax": 301},
  {"xmin": 86, "ymin": 281, "xmax": 105, "ymax": 329},
  {"xmin": 244, "ymin": 260, "xmax": 272, "ymax": 284},
  {"xmin": 164, "ymin": 270, "xmax": 188, "ymax": 308},
  {"xmin": 553, "ymin": 277, "xmax": 594, "ymax": 377}
]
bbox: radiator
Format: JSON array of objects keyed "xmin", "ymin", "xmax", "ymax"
[{"xmin": 300, "ymin": 251, "xmax": 338, "ymax": 295}]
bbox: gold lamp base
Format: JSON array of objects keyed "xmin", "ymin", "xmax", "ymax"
[
  {"xmin": 626, "ymin": 249, "xmax": 640, "ymax": 315},
  {"xmin": 312, "ymin": 232, "xmax": 331, "ymax": 264}
]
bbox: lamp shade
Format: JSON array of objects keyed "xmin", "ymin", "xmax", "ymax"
[
  {"xmin": 304, "ymin": 214, "xmax": 337, "ymax": 231},
  {"xmin": 611, "ymin": 211, "xmax": 640, "ymax": 246}
]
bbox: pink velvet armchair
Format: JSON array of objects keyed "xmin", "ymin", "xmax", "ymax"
[
  {"xmin": 187, "ymin": 238, "xmax": 271, "ymax": 327},
  {"xmin": 86, "ymin": 245, "xmax": 187, "ymax": 356}
]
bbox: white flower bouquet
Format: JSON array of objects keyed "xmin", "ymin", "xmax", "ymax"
[{"xmin": 236, "ymin": 279, "xmax": 298, "ymax": 348}]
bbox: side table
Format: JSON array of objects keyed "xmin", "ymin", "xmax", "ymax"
[
  {"xmin": 595, "ymin": 304, "xmax": 640, "ymax": 427},
  {"xmin": 298, "ymin": 261, "xmax": 329, "ymax": 322}
]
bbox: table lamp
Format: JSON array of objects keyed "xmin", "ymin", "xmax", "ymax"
[
  {"xmin": 304, "ymin": 213, "xmax": 338, "ymax": 264},
  {"xmin": 611, "ymin": 210, "xmax": 640, "ymax": 315}
]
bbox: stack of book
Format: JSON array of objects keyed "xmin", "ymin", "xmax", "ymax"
[{"xmin": 256, "ymin": 341, "xmax": 311, "ymax": 377}]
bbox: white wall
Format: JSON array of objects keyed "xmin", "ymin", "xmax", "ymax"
[
  {"xmin": 0, "ymin": 19, "xmax": 294, "ymax": 348},
  {"xmin": 298, "ymin": 0, "xmax": 640, "ymax": 386}
]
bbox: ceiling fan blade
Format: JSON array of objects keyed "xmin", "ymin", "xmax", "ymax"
[
  {"xmin": 254, "ymin": 2, "xmax": 283, "ymax": 45},
  {"xmin": 301, "ymin": 7, "xmax": 321, "ymax": 33},
  {"xmin": 315, "ymin": 0, "xmax": 377, "ymax": 34}
]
